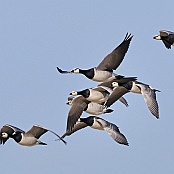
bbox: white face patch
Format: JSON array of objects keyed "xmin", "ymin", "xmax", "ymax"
[
  {"xmin": 71, "ymin": 91, "xmax": 77, "ymax": 96},
  {"xmin": 1, "ymin": 132, "xmax": 8, "ymax": 138},
  {"xmin": 73, "ymin": 68, "xmax": 79, "ymax": 74},
  {"xmin": 154, "ymin": 35, "xmax": 161, "ymax": 40},
  {"xmin": 67, "ymin": 100, "xmax": 73, "ymax": 106},
  {"xmin": 112, "ymin": 82, "xmax": 119, "ymax": 87}
]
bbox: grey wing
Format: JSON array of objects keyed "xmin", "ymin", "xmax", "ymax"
[
  {"xmin": 140, "ymin": 85, "xmax": 160, "ymax": 119},
  {"xmin": 162, "ymin": 40, "xmax": 172, "ymax": 49},
  {"xmin": 97, "ymin": 118, "xmax": 129, "ymax": 145},
  {"xmin": 105, "ymin": 86, "xmax": 129, "ymax": 107},
  {"xmin": 118, "ymin": 96, "xmax": 129, "ymax": 107},
  {"xmin": 61, "ymin": 122, "xmax": 88, "ymax": 139},
  {"xmin": 66, "ymin": 97, "xmax": 89, "ymax": 131},
  {"xmin": 26, "ymin": 125, "xmax": 48, "ymax": 139},
  {"xmin": 160, "ymin": 30, "xmax": 174, "ymax": 36},
  {"xmin": 96, "ymin": 33, "xmax": 133, "ymax": 71},
  {"xmin": 27, "ymin": 125, "xmax": 67, "ymax": 144}
]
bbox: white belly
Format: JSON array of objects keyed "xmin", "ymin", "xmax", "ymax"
[
  {"xmin": 87, "ymin": 90, "xmax": 108, "ymax": 103},
  {"xmin": 85, "ymin": 102, "xmax": 104, "ymax": 115},
  {"xmin": 92, "ymin": 70, "xmax": 115, "ymax": 82},
  {"xmin": 18, "ymin": 134, "xmax": 37, "ymax": 146}
]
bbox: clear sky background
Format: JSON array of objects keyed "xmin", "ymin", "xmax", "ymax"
[{"xmin": 1, "ymin": 1, "xmax": 174, "ymax": 173}]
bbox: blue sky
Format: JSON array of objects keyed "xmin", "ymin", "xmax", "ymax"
[{"xmin": 1, "ymin": 1, "xmax": 174, "ymax": 173}]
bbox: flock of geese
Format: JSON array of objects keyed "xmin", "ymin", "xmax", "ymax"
[{"xmin": 0, "ymin": 30, "xmax": 174, "ymax": 147}]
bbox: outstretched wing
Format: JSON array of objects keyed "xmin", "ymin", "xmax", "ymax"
[
  {"xmin": 160, "ymin": 30, "xmax": 174, "ymax": 36},
  {"xmin": 162, "ymin": 40, "xmax": 172, "ymax": 49},
  {"xmin": 105, "ymin": 86, "xmax": 129, "ymax": 107},
  {"xmin": 26, "ymin": 125, "xmax": 67, "ymax": 144},
  {"xmin": 96, "ymin": 118, "xmax": 129, "ymax": 145},
  {"xmin": 97, "ymin": 33, "xmax": 133, "ymax": 71},
  {"xmin": 61, "ymin": 122, "xmax": 88, "ymax": 139},
  {"xmin": 66, "ymin": 96, "xmax": 89, "ymax": 131},
  {"xmin": 26, "ymin": 125, "xmax": 48, "ymax": 139},
  {"xmin": 137, "ymin": 84, "xmax": 160, "ymax": 119}
]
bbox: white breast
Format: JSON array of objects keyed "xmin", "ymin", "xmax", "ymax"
[
  {"xmin": 87, "ymin": 89, "xmax": 108, "ymax": 103},
  {"xmin": 130, "ymin": 81, "xmax": 141, "ymax": 94},
  {"xmin": 18, "ymin": 134, "xmax": 37, "ymax": 146},
  {"xmin": 91, "ymin": 119, "xmax": 104, "ymax": 130}
]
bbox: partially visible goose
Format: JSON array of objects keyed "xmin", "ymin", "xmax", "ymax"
[
  {"xmin": 105, "ymin": 80, "xmax": 160, "ymax": 119},
  {"xmin": 66, "ymin": 95, "xmax": 114, "ymax": 132},
  {"xmin": 70, "ymin": 86, "xmax": 112, "ymax": 104},
  {"xmin": 57, "ymin": 33, "xmax": 133, "ymax": 82},
  {"xmin": 67, "ymin": 96, "xmax": 114, "ymax": 115},
  {"xmin": 61, "ymin": 116, "xmax": 129, "ymax": 146},
  {"xmin": 69, "ymin": 78, "xmax": 135, "ymax": 105},
  {"xmin": 153, "ymin": 30, "xmax": 174, "ymax": 49},
  {"xmin": 0, "ymin": 124, "xmax": 67, "ymax": 146}
]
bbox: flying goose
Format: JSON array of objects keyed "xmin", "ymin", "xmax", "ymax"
[
  {"xmin": 61, "ymin": 116, "xmax": 129, "ymax": 146},
  {"xmin": 105, "ymin": 80, "xmax": 160, "ymax": 119},
  {"xmin": 153, "ymin": 30, "xmax": 174, "ymax": 49},
  {"xmin": 0, "ymin": 124, "xmax": 67, "ymax": 146},
  {"xmin": 57, "ymin": 33, "xmax": 133, "ymax": 82},
  {"xmin": 66, "ymin": 95, "xmax": 115, "ymax": 132}
]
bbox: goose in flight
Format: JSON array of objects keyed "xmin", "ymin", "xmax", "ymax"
[
  {"xmin": 153, "ymin": 30, "xmax": 174, "ymax": 49},
  {"xmin": 61, "ymin": 116, "xmax": 129, "ymax": 146},
  {"xmin": 57, "ymin": 33, "xmax": 133, "ymax": 82},
  {"xmin": 0, "ymin": 124, "xmax": 67, "ymax": 146},
  {"xmin": 105, "ymin": 80, "xmax": 160, "ymax": 119}
]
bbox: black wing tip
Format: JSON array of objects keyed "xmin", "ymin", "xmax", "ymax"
[
  {"xmin": 154, "ymin": 89, "xmax": 161, "ymax": 93},
  {"xmin": 56, "ymin": 67, "xmax": 63, "ymax": 73},
  {"xmin": 124, "ymin": 32, "xmax": 134, "ymax": 41},
  {"xmin": 154, "ymin": 114, "xmax": 160, "ymax": 119},
  {"xmin": 60, "ymin": 138, "xmax": 67, "ymax": 145},
  {"xmin": 117, "ymin": 139, "xmax": 129, "ymax": 146}
]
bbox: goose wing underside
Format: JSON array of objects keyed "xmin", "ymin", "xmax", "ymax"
[
  {"xmin": 96, "ymin": 118, "xmax": 129, "ymax": 145},
  {"xmin": 66, "ymin": 97, "xmax": 88, "ymax": 131},
  {"xmin": 137, "ymin": 84, "xmax": 159, "ymax": 119}
]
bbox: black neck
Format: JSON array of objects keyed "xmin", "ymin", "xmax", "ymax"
[
  {"xmin": 79, "ymin": 68, "xmax": 94, "ymax": 79},
  {"xmin": 12, "ymin": 133, "xmax": 22, "ymax": 143},
  {"xmin": 80, "ymin": 116, "xmax": 94, "ymax": 126}
]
